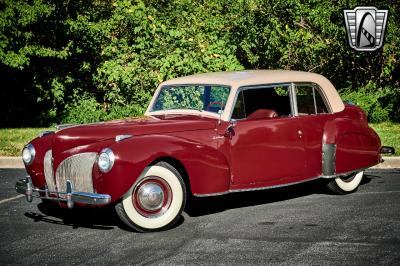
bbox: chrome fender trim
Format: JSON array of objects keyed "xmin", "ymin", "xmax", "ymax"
[
  {"xmin": 322, "ymin": 143, "xmax": 336, "ymax": 176},
  {"xmin": 194, "ymin": 175, "xmax": 321, "ymax": 197}
]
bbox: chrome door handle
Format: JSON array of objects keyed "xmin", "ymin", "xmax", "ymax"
[{"xmin": 297, "ymin": 130, "xmax": 303, "ymax": 138}]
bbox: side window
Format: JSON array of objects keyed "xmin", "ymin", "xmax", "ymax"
[
  {"xmin": 232, "ymin": 91, "xmax": 246, "ymax": 119},
  {"xmin": 295, "ymin": 84, "xmax": 328, "ymax": 115},
  {"xmin": 314, "ymin": 86, "xmax": 329, "ymax": 114},
  {"xmin": 231, "ymin": 85, "xmax": 292, "ymax": 120}
]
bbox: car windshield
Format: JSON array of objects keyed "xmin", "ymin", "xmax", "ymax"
[{"xmin": 151, "ymin": 85, "xmax": 230, "ymax": 114}]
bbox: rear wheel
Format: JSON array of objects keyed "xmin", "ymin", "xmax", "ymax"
[
  {"xmin": 115, "ymin": 162, "xmax": 186, "ymax": 232},
  {"xmin": 327, "ymin": 171, "xmax": 364, "ymax": 195}
]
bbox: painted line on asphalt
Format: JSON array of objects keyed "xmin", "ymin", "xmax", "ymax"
[
  {"xmin": 0, "ymin": 194, "xmax": 24, "ymax": 204},
  {"xmin": 293, "ymin": 190, "xmax": 400, "ymax": 201},
  {"xmin": 357, "ymin": 190, "xmax": 400, "ymax": 195}
]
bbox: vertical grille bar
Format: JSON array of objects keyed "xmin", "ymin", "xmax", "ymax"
[
  {"xmin": 55, "ymin": 153, "xmax": 97, "ymax": 193},
  {"xmin": 43, "ymin": 150, "xmax": 56, "ymax": 191}
]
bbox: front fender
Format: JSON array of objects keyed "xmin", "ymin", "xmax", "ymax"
[
  {"xmin": 24, "ymin": 134, "xmax": 55, "ymax": 189},
  {"xmin": 94, "ymin": 134, "xmax": 230, "ymax": 201}
]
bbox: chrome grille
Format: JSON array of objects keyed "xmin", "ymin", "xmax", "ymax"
[
  {"xmin": 55, "ymin": 152, "xmax": 97, "ymax": 193},
  {"xmin": 43, "ymin": 150, "xmax": 56, "ymax": 191}
]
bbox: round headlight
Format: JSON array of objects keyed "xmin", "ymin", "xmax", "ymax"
[
  {"xmin": 22, "ymin": 144, "xmax": 36, "ymax": 165},
  {"xmin": 98, "ymin": 148, "xmax": 115, "ymax": 173}
]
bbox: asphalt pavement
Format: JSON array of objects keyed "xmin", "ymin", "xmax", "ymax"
[{"xmin": 0, "ymin": 168, "xmax": 399, "ymax": 265}]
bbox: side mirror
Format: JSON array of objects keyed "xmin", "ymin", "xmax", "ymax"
[
  {"xmin": 229, "ymin": 119, "xmax": 237, "ymax": 128},
  {"xmin": 225, "ymin": 119, "xmax": 237, "ymax": 137}
]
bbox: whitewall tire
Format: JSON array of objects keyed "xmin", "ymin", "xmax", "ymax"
[
  {"xmin": 115, "ymin": 161, "xmax": 186, "ymax": 232},
  {"xmin": 327, "ymin": 171, "xmax": 364, "ymax": 195}
]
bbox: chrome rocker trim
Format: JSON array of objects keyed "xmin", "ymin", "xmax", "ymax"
[
  {"xmin": 194, "ymin": 166, "xmax": 371, "ymax": 197},
  {"xmin": 15, "ymin": 176, "xmax": 111, "ymax": 209},
  {"xmin": 194, "ymin": 175, "xmax": 321, "ymax": 197}
]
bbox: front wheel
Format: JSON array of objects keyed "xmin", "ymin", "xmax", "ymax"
[
  {"xmin": 115, "ymin": 162, "xmax": 186, "ymax": 232},
  {"xmin": 326, "ymin": 171, "xmax": 364, "ymax": 195}
]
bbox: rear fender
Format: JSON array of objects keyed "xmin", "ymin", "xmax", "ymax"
[{"xmin": 323, "ymin": 118, "xmax": 380, "ymax": 176}]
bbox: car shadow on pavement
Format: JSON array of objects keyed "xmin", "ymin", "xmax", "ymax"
[
  {"xmin": 185, "ymin": 175, "xmax": 373, "ymax": 217},
  {"xmin": 24, "ymin": 201, "xmax": 185, "ymax": 232},
  {"xmin": 23, "ymin": 175, "xmax": 375, "ymax": 230},
  {"xmin": 24, "ymin": 203, "xmax": 119, "ymax": 230}
]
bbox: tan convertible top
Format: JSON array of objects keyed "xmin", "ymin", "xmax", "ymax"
[{"xmin": 147, "ymin": 70, "xmax": 345, "ymax": 120}]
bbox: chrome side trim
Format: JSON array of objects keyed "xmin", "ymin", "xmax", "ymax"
[
  {"xmin": 322, "ymin": 143, "xmax": 336, "ymax": 176},
  {"xmin": 38, "ymin": 131, "xmax": 54, "ymax": 138},
  {"xmin": 55, "ymin": 124, "xmax": 76, "ymax": 130},
  {"xmin": 115, "ymin": 134, "xmax": 133, "ymax": 142},
  {"xmin": 15, "ymin": 176, "xmax": 111, "ymax": 208},
  {"xmin": 194, "ymin": 175, "xmax": 321, "ymax": 197},
  {"xmin": 194, "ymin": 191, "xmax": 229, "ymax": 197},
  {"xmin": 194, "ymin": 165, "xmax": 373, "ymax": 197}
]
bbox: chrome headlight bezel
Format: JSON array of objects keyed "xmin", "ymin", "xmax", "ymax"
[
  {"xmin": 97, "ymin": 148, "xmax": 115, "ymax": 173},
  {"xmin": 22, "ymin": 143, "xmax": 36, "ymax": 165}
]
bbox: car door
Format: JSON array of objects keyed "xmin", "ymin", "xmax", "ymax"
[
  {"xmin": 293, "ymin": 83, "xmax": 334, "ymax": 178},
  {"xmin": 228, "ymin": 84, "xmax": 307, "ymax": 185}
]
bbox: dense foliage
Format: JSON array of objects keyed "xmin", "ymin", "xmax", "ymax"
[{"xmin": 1, "ymin": 0, "xmax": 399, "ymax": 126}]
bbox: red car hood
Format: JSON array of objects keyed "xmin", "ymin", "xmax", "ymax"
[{"xmin": 52, "ymin": 116, "xmax": 216, "ymax": 155}]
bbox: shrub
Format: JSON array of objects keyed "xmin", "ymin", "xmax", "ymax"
[
  {"xmin": 62, "ymin": 96, "xmax": 105, "ymax": 124},
  {"xmin": 340, "ymin": 83, "xmax": 399, "ymax": 123},
  {"xmin": 1, "ymin": 0, "xmax": 399, "ymax": 126},
  {"xmin": 62, "ymin": 95, "xmax": 147, "ymax": 124},
  {"xmin": 103, "ymin": 104, "xmax": 145, "ymax": 121}
]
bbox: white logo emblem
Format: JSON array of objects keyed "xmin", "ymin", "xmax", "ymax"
[{"xmin": 344, "ymin": 6, "xmax": 388, "ymax": 51}]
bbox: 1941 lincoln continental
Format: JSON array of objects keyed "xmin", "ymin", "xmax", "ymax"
[{"xmin": 16, "ymin": 70, "xmax": 395, "ymax": 232}]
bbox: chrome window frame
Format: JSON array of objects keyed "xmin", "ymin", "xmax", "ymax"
[
  {"xmin": 292, "ymin": 82, "xmax": 333, "ymax": 116},
  {"xmin": 149, "ymin": 83, "xmax": 232, "ymax": 114},
  {"xmin": 228, "ymin": 83, "xmax": 295, "ymax": 121}
]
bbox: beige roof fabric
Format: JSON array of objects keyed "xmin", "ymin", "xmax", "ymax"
[{"xmin": 146, "ymin": 70, "xmax": 345, "ymax": 120}]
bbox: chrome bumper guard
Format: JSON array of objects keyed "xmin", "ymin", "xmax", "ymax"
[
  {"xmin": 380, "ymin": 146, "xmax": 395, "ymax": 155},
  {"xmin": 15, "ymin": 176, "xmax": 111, "ymax": 209}
]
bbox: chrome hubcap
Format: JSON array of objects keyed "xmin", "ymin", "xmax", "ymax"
[
  {"xmin": 133, "ymin": 176, "xmax": 173, "ymax": 218},
  {"xmin": 137, "ymin": 182, "xmax": 164, "ymax": 211}
]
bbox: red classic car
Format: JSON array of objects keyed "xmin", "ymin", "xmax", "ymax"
[{"xmin": 16, "ymin": 70, "xmax": 394, "ymax": 232}]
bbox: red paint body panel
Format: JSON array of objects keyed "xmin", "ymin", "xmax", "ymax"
[
  {"xmin": 294, "ymin": 114, "xmax": 332, "ymax": 178},
  {"xmin": 25, "ymin": 135, "xmax": 54, "ymax": 189},
  {"xmin": 227, "ymin": 117, "xmax": 306, "ymax": 184},
  {"xmin": 94, "ymin": 134, "xmax": 230, "ymax": 200},
  {"xmin": 323, "ymin": 105, "xmax": 381, "ymax": 173},
  {"xmin": 52, "ymin": 116, "xmax": 215, "ymax": 156},
  {"xmin": 23, "ymin": 103, "xmax": 382, "ymax": 205}
]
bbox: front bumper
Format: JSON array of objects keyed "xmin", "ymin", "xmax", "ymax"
[{"xmin": 15, "ymin": 176, "xmax": 111, "ymax": 208}]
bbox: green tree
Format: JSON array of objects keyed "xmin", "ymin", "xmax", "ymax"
[{"xmin": 0, "ymin": 0, "xmax": 399, "ymax": 125}]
